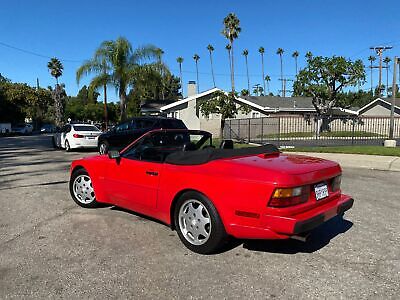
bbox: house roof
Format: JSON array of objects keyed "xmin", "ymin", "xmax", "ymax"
[
  {"xmin": 160, "ymin": 88, "xmax": 220, "ymax": 111},
  {"xmin": 243, "ymin": 96, "xmax": 314, "ymax": 109},
  {"xmin": 357, "ymin": 97, "xmax": 400, "ymax": 115},
  {"xmin": 141, "ymin": 100, "xmax": 176, "ymax": 112}
]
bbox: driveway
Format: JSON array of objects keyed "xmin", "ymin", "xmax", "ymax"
[{"xmin": 0, "ymin": 135, "xmax": 399, "ymax": 299}]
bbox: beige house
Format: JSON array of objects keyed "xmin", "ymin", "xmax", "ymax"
[{"xmin": 357, "ymin": 98, "xmax": 400, "ymax": 116}]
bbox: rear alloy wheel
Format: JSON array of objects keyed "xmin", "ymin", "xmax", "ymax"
[
  {"xmin": 69, "ymin": 169, "xmax": 99, "ymax": 208},
  {"xmin": 174, "ymin": 191, "xmax": 228, "ymax": 254},
  {"xmin": 98, "ymin": 141, "xmax": 109, "ymax": 155},
  {"xmin": 65, "ymin": 140, "xmax": 71, "ymax": 152}
]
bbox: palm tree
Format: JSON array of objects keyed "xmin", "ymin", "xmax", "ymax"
[
  {"xmin": 90, "ymin": 37, "xmax": 159, "ymax": 120},
  {"xmin": 225, "ymin": 44, "xmax": 232, "ymax": 76},
  {"xmin": 155, "ymin": 48, "xmax": 165, "ymax": 99},
  {"xmin": 176, "ymin": 57, "xmax": 184, "ymax": 96},
  {"xmin": 383, "ymin": 56, "xmax": 391, "ymax": 97},
  {"xmin": 242, "ymin": 49, "xmax": 250, "ymax": 94},
  {"xmin": 193, "ymin": 54, "xmax": 200, "ymax": 94},
  {"xmin": 292, "ymin": 51, "xmax": 299, "ymax": 76},
  {"xmin": 47, "ymin": 57, "xmax": 65, "ymax": 127},
  {"xmin": 276, "ymin": 48, "xmax": 284, "ymax": 96},
  {"xmin": 77, "ymin": 55, "xmax": 112, "ymax": 129},
  {"xmin": 305, "ymin": 51, "xmax": 313, "ymax": 60},
  {"xmin": 368, "ymin": 55, "xmax": 376, "ymax": 93},
  {"xmin": 258, "ymin": 47, "xmax": 266, "ymax": 94},
  {"xmin": 207, "ymin": 44, "xmax": 216, "ymax": 87},
  {"xmin": 222, "ymin": 13, "xmax": 241, "ymax": 92},
  {"xmin": 265, "ymin": 75, "xmax": 271, "ymax": 95},
  {"xmin": 47, "ymin": 58, "xmax": 63, "ymax": 84}
]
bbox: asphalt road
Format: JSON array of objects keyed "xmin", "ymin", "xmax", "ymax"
[{"xmin": 0, "ymin": 135, "xmax": 399, "ymax": 299}]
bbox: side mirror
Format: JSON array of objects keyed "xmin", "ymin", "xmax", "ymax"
[{"xmin": 108, "ymin": 150, "xmax": 120, "ymax": 160}]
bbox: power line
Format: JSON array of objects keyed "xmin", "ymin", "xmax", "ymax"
[{"xmin": 0, "ymin": 41, "xmax": 82, "ymax": 63}]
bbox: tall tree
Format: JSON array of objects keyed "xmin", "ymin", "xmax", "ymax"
[
  {"xmin": 193, "ymin": 54, "xmax": 200, "ymax": 94},
  {"xmin": 305, "ymin": 51, "xmax": 313, "ymax": 60},
  {"xmin": 225, "ymin": 44, "xmax": 232, "ymax": 76},
  {"xmin": 265, "ymin": 75, "xmax": 271, "ymax": 95},
  {"xmin": 276, "ymin": 48, "xmax": 284, "ymax": 96},
  {"xmin": 176, "ymin": 57, "xmax": 184, "ymax": 96},
  {"xmin": 199, "ymin": 90, "xmax": 250, "ymax": 139},
  {"xmin": 76, "ymin": 54, "xmax": 111, "ymax": 128},
  {"xmin": 383, "ymin": 56, "xmax": 391, "ymax": 97},
  {"xmin": 155, "ymin": 48, "xmax": 165, "ymax": 99},
  {"xmin": 242, "ymin": 49, "xmax": 250, "ymax": 94},
  {"xmin": 47, "ymin": 57, "xmax": 65, "ymax": 126},
  {"xmin": 292, "ymin": 51, "xmax": 299, "ymax": 76},
  {"xmin": 207, "ymin": 44, "xmax": 216, "ymax": 87},
  {"xmin": 222, "ymin": 13, "xmax": 241, "ymax": 92},
  {"xmin": 368, "ymin": 55, "xmax": 376, "ymax": 94},
  {"xmin": 293, "ymin": 55, "xmax": 366, "ymax": 133},
  {"xmin": 91, "ymin": 37, "xmax": 160, "ymax": 121},
  {"xmin": 258, "ymin": 47, "xmax": 266, "ymax": 94}
]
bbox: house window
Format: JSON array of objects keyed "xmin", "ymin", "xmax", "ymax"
[{"xmin": 251, "ymin": 111, "xmax": 260, "ymax": 118}]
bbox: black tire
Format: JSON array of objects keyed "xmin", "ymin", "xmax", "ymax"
[
  {"xmin": 69, "ymin": 168, "xmax": 99, "ymax": 208},
  {"xmin": 65, "ymin": 140, "xmax": 71, "ymax": 152},
  {"xmin": 174, "ymin": 191, "xmax": 228, "ymax": 254},
  {"xmin": 52, "ymin": 136, "xmax": 57, "ymax": 149},
  {"xmin": 98, "ymin": 140, "xmax": 109, "ymax": 155}
]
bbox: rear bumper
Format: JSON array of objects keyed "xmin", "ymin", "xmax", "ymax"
[
  {"xmin": 69, "ymin": 139, "xmax": 99, "ymax": 149},
  {"xmin": 227, "ymin": 194, "xmax": 354, "ymax": 239}
]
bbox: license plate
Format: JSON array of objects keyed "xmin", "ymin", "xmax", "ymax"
[
  {"xmin": 314, "ymin": 183, "xmax": 329, "ymax": 200},
  {"xmin": 86, "ymin": 137, "xmax": 95, "ymax": 140}
]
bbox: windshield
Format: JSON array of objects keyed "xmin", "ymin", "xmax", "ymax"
[
  {"xmin": 122, "ymin": 130, "xmax": 212, "ymax": 162},
  {"xmin": 73, "ymin": 125, "xmax": 100, "ymax": 132}
]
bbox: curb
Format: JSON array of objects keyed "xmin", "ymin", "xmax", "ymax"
[{"xmin": 285, "ymin": 152, "xmax": 400, "ymax": 172}]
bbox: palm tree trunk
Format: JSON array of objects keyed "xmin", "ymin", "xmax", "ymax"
[
  {"xmin": 370, "ymin": 63, "xmax": 373, "ymax": 93},
  {"xmin": 195, "ymin": 62, "xmax": 199, "ymax": 94},
  {"xmin": 209, "ymin": 52, "xmax": 216, "ymax": 87},
  {"xmin": 280, "ymin": 55, "xmax": 283, "ymax": 96},
  {"xmin": 386, "ymin": 64, "xmax": 389, "ymax": 97},
  {"xmin": 261, "ymin": 55, "xmax": 265, "ymax": 95},
  {"xmin": 119, "ymin": 85, "xmax": 127, "ymax": 121},
  {"xmin": 179, "ymin": 63, "xmax": 183, "ymax": 96},
  {"xmin": 245, "ymin": 56, "xmax": 250, "ymax": 94},
  {"xmin": 230, "ymin": 42, "xmax": 235, "ymax": 92},
  {"xmin": 295, "ymin": 58, "xmax": 298, "ymax": 76},
  {"xmin": 228, "ymin": 50, "xmax": 232, "ymax": 78},
  {"xmin": 103, "ymin": 84, "xmax": 108, "ymax": 130}
]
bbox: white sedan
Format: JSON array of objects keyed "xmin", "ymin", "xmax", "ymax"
[{"xmin": 53, "ymin": 124, "xmax": 101, "ymax": 151}]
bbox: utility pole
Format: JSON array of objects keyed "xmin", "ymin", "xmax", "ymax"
[
  {"xmin": 389, "ymin": 57, "xmax": 397, "ymax": 140},
  {"xmin": 278, "ymin": 78, "xmax": 294, "ymax": 97},
  {"xmin": 370, "ymin": 46, "xmax": 392, "ymax": 96}
]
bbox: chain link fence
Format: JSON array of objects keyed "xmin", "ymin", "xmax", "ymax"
[{"xmin": 224, "ymin": 116, "xmax": 400, "ymax": 147}]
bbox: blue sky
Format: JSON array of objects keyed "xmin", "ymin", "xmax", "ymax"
[{"xmin": 1, "ymin": 0, "xmax": 399, "ymax": 100}]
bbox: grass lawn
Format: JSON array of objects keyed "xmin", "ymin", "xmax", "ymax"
[
  {"xmin": 258, "ymin": 131, "xmax": 383, "ymax": 139},
  {"xmin": 284, "ymin": 145, "xmax": 400, "ymax": 156}
]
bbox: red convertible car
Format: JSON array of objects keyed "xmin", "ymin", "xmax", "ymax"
[{"xmin": 69, "ymin": 129, "xmax": 353, "ymax": 254}]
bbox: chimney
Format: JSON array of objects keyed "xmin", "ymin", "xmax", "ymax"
[{"xmin": 187, "ymin": 81, "xmax": 197, "ymax": 97}]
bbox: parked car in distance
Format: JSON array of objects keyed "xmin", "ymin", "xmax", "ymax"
[
  {"xmin": 69, "ymin": 129, "xmax": 354, "ymax": 254},
  {"xmin": 12, "ymin": 123, "xmax": 33, "ymax": 134},
  {"xmin": 40, "ymin": 123, "xmax": 57, "ymax": 133},
  {"xmin": 53, "ymin": 123, "xmax": 101, "ymax": 151},
  {"xmin": 0, "ymin": 123, "xmax": 12, "ymax": 134},
  {"xmin": 97, "ymin": 117, "xmax": 187, "ymax": 154}
]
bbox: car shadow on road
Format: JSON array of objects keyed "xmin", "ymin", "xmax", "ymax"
[{"xmin": 239, "ymin": 216, "xmax": 353, "ymax": 254}]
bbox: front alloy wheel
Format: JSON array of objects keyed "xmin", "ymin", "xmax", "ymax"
[
  {"xmin": 65, "ymin": 140, "xmax": 71, "ymax": 152},
  {"xmin": 99, "ymin": 142, "xmax": 108, "ymax": 155},
  {"xmin": 69, "ymin": 169, "xmax": 99, "ymax": 208}
]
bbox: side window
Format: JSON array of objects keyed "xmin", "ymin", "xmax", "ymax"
[
  {"xmin": 122, "ymin": 133, "xmax": 164, "ymax": 162},
  {"xmin": 66, "ymin": 125, "xmax": 71, "ymax": 133},
  {"xmin": 116, "ymin": 122, "xmax": 129, "ymax": 132}
]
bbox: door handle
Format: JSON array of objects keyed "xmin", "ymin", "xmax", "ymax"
[{"xmin": 146, "ymin": 170, "xmax": 158, "ymax": 176}]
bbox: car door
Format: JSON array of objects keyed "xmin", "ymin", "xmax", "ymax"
[{"xmin": 104, "ymin": 134, "xmax": 164, "ymax": 211}]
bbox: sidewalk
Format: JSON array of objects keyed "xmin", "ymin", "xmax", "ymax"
[{"xmin": 285, "ymin": 152, "xmax": 400, "ymax": 172}]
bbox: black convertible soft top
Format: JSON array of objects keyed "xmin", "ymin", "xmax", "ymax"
[{"xmin": 165, "ymin": 144, "xmax": 279, "ymax": 165}]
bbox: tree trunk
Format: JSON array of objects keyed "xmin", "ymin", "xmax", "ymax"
[
  {"xmin": 210, "ymin": 52, "xmax": 216, "ymax": 87},
  {"xmin": 196, "ymin": 62, "xmax": 199, "ymax": 94},
  {"xmin": 179, "ymin": 64, "xmax": 183, "ymax": 96},
  {"xmin": 119, "ymin": 85, "xmax": 127, "ymax": 121},
  {"xmin": 220, "ymin": 118, "xmax": 225, "ymax": 140},
  {"xmin": 230, "ymin": 42, "xmax": 235, "ymax": 92},
  {"xmin": 261, "ymin": 55, "xmax": 265, "ymax": 95},
  {"xmin": 245, "ymin": 56, "xmax": 250, "ymax": 94},
  {"xmin": 103, "ymin": 84, "xmax": 108, "ymax": 130},
  {"xmin": 280, "ymin": 55, "xmax": 283, "ymax": 96}
]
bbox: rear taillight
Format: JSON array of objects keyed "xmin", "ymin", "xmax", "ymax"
[
  {"xmin": 73, "ymin": 133, "xmax": 84, "ymax": 138},
  {"xmin": 331, "ymin": 175, "xmax": 341, "ymax": 192},
  {"xmin": 268, "ymin": 186, "xmax": 310, "ymax": 208}
]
